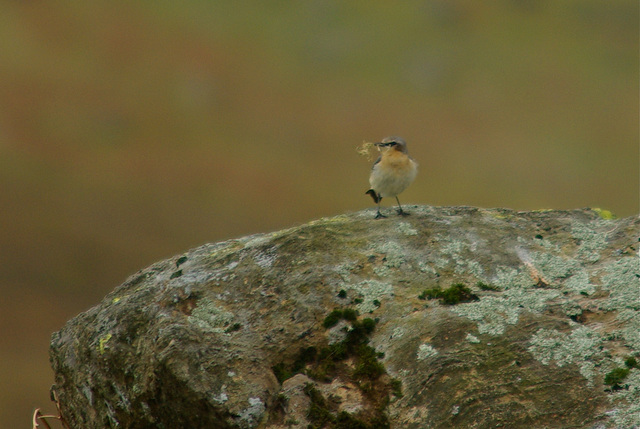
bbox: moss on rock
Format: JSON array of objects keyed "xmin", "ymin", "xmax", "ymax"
[{"xmin": 48, "ymin": 206, "xmax": 639, "ymax": 428}]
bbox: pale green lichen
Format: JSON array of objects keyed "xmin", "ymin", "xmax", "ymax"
[
  {"xmin": 334, "ymin": 261, "xmax": 357, "ymax": 281},
  {"xmin": 561, "ymin": 301, "xmax": 584, "ymax": 319},
  {"xmin": 595, "ymin": 256, "xmax": 640, "ymax": 353},
  {"xmin": 392, "ymin": 327, "xmax": 406, "ymax": 340},
  {"xmin": 460, "ymin": 259, "xmax": 486, "ymax": 277},
  {"xmin": 372, "ymin": 265, "xmax": 391, "ymax": 278},
  {"xmin": 493, "ymin": 265, "xmax": 532, "ymax": 291},
  {"xmin": 417, "ymin": 261, "xmax": 438, "ymax": 276},
  {"xmin": 432, "ymin": 235, "xmax": 487, "ymax": 277},
  {"xmin": 373, "ymin": 240, "xmax": 408, "ymax": 269},
  {"xmin": 210, "ymin": 385, "xmax": 229, "ymax": 404},
  {"xmin": 254, "ymin": 247, "xmax": 277, "ymax": 268},
  {"xmin": 600, "ymin": 257, "xmax": 640, "ymax": 313},
  {"xmin": 327, "ymin": 320, "xmax": 350, "ymax": 345},
  {"xmin": 208, "ymin": 239, "xmax": 245, "ymax": 261},
  {"xmin": 450, "ymin": 296, "xmax": 521, "ymax": 335},
  {"xmin": 528, "ymin": 326, "xmax": 604, "ymax": 382},
  {"xmin": 397, "ymin": 221, "xmax": 418, "ymax": 236},
  {"xmin": 371, "ymin": 239, "xmax": 410, "ymax": 276},
  {"xmin": 243, "ymin": 234, "xmax": 273, "ymax": 248},
  {"xmin": 342, "ymin": 280, "xmax": 393, "ymax": 313},
  {"xmin": 528, "ymin": 251, "xmax": 582, "ymax": 282},
  {"xmin": 417, "ymin": 343, "xmax": 438, "ymax": 360},
  {"xmin": 522, "ymin": 235, "xmax": 561, "ymax": 253},
  {"xmin": 563, "ymin": 269, "xmax": 596, "ymax": 295},
  {"xmin": 434, "ymin": 257, "xmax": 450, "ymax": 270},
  {"xmin": 572, "ymin": 220, "xmax": 609, "ymax": 262},
  {"xmin": 507, "ymin": 287, "xmax": 561, "ymax": 312},
  {"xmin": 450, "ymin": 287, "xmax": 560, "ymax": 335},
  {"xmin": 440, "ymin": 239, "xmax": 466, "ymax": 255},
  {"xmin": 513, "ymin": 245, "xmax": 597, "ymax": 297},
  {"xmin": 608, "ymin": 370, "xmax": 640, "ymax": 427},
  {"xmin": 616, "ymin": 310, "xmax": 640, "ymax": 352},
  {"xmin": 189, "ymin": 298, "xmax": 235, "ymax": 334},
  {"xmin": 466, "ymin": 333, "xmax": 480, "ymax": 343},
  {"xmin": 237, "ymin": 397, "xmax": 266, "ymax": 428}
]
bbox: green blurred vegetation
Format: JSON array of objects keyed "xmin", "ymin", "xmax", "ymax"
[{"xmin": 0, "ymin": 1, "xmax": 637, "ymax": 426}]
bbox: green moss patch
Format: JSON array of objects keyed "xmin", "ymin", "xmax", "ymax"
[
  {"xmin": 624, "ymin": 356, "xmax": 639, "ymax": 369},
  {"xmin": 323, "ymin": 308, "xmax": 361, "ymax": 328},
  {"xmin": 274, "ymin": 308, "xmax": 399, "ymax": 428},
  {"xmin": 304, "ymin": 383, "xmax": 336, "ymax": 428},
  {"xmin": 604, "ymin": 367, "xmax": 630, "ymax": 391},
  {"xmin": 273, "ymin": 346, "xmax": 318, "ymax": 383},
  {"xmin": 477, "ymin": 281, "xmax": 500, "ymax": 291},
  {"xmin": 324, "ymin": 309, "xmax": 347, "ymax": 328},
  {"xmin": 603, "ymin": 356, "xmax": 638, "ymax": 391},
  {"xmin": 303, "ymin": 382, "xmax": 391, "ymax": 429},
  {"xmin": 591, "ymin": 208, "xmax": 616, "ymax": 220},
  {"xmin": 418, "ymin": 283, "xmax": 479, "ymax": 305}
]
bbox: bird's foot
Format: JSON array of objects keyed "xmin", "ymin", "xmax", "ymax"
[
  {"xmin": 397, "ymin": 208, "xmax": 410, "ymax": 217},
  {"xmin": 375, "ymin": 211, "xmax": 387, "ymax": 219}
]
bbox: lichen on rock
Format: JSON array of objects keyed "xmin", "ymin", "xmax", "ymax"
[{"xmin": 49, "ymin": 206, "xmax": 639, "ymax": 428}]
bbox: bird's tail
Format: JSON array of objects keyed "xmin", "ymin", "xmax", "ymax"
[{"xmin": 365, "ymin": 189, "xmax": 381, "ymax": 203}]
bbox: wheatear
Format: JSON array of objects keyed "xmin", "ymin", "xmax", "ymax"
[{"xmin": 365, "ymin": 136, "xmax": 418, "ymax": 219}]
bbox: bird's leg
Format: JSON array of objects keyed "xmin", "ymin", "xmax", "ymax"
[
  {"xmin": 395, "ymin": 196, "xmax": 409, "ymax": 216},
  {"xmin": 375, "ymin": 195, "xmax": 387, "ymax": 219}
]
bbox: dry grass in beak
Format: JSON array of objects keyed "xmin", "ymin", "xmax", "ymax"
[{"xmin": 357, "ymin": 141, "xmax": 379, "ymax": 161}]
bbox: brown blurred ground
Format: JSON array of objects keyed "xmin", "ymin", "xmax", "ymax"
[{"xmin": 0, "ymin": 1, "xmax": 637, "ymax": 427}]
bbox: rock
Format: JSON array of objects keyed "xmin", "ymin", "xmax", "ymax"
[
  {"xmin": 274, "ymin": 374, "xmax": 314, "ymax": 428},
  {"xmin": 49, "ymin": 206, "xmax": 640, "ymax": 428}
]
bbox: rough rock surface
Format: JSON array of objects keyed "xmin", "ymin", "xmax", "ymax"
[{"xmin": 50, "ymin": 206, "xmax": 639, "ymax": 428}]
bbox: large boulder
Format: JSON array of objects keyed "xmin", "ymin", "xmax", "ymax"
[{"xmin": 50, "ymin": 206, "xmax": 639, "ymax": 428}]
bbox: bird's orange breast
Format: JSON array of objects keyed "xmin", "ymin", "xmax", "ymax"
[{"xmin": 379, "ymin": 149, "xmax": 415, "ymax": 174}]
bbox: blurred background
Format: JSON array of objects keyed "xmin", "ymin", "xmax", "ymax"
[{"xmin": 0, "ymin": 1, "xmax": 637, "ymax": 426}]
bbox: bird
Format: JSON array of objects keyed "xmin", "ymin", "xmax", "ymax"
[{"xmin": 365, "ymin": 136, "xmax": 418, "ymax": 219}]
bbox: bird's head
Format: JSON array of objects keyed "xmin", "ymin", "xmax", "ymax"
[{"xmin": 375, "ymin": 136, "xmax": 408, "ymax": 154}]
